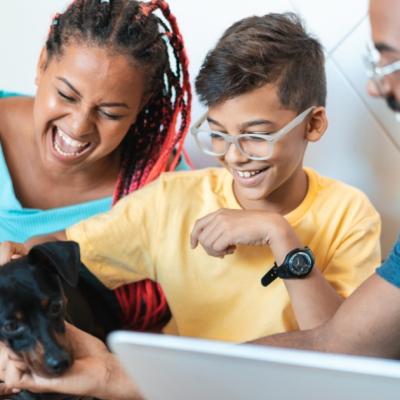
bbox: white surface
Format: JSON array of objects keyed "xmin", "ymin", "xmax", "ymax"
[
  {"xmin": 109, "ymin": 331, "xmax": 400, "ymax": 400},
  {"xmin": 1, "ymin": 1, "xmax": 399, "ymax": 255}
]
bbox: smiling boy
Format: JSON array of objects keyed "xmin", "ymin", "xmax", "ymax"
[{"xmin": 6, "ymin": 12, "xmax": 381, "ymax": 343}]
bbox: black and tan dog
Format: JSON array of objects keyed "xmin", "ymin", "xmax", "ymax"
[{"xmin": 0, "ymin": 241, "xmax": 121, "ymax": 399}]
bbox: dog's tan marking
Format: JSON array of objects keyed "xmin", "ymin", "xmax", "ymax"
[
  {"xmin": 14, "ymin": 311, "xmax": 24, "ymax": 320},
  {"xmin": 20, "ymin": 329, "xmax": 73, "ymax": 377},
  {"xmin": 41, "ymin": 298, "xmax": 49, "ymax": 309}
]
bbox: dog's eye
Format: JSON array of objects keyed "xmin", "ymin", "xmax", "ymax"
[
  {"xmin": 48, "ymin": 300, "xmax": 64, "ymax": 318},
  {"xmin": 1, "ymin": 320, "xmax": 25, "ymax": 336}
]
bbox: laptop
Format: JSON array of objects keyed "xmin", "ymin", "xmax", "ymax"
[{"xmin": 108, "ymin": 331, "xmax": 400, "ymax": 400}]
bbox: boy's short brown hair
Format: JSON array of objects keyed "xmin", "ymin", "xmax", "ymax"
[{"xmin": 195, "ymin": 12, "xmax": 326, "ymax": 111}]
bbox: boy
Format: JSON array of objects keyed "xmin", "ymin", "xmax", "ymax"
[{"xmin": 2, "ymin": 13, "xmax": 380, "ymax": 343}]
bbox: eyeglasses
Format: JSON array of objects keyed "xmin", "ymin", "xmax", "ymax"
[
  {"xmin": 190, "ymin": 107, "xmax": 315, "ymax": 161},
  {"xmin": 364, "ymin": 43, "xmax": 400, "ymax": 95}
]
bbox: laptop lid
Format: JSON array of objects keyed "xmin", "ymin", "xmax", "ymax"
[{"xmin": 108, "ymin": 331, "xmax": 400, "ymax": 400}]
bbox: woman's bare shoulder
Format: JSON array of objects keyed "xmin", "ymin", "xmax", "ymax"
[{"xmin": 0, "ymin": 96, "xmax": 34, "ymax": 144}]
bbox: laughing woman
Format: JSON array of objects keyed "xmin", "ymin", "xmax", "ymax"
[{"xmin": 0, "ymin": 0, "xmax": 191, "ymax": 333}]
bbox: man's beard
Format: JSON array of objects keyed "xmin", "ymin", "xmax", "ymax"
[{"xmin": 386, "ymin": 94, "xmax": 400, "ymax": 112}]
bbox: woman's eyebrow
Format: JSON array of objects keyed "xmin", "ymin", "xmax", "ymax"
[
  {"xmin": 56, "ymin": 77, "xmax": 81, "ymax": 96},
  {"xmin": 98, "ymin": 101, "xmax": 130, "ymax": 109},
  {"xmin": 56, "ymin": 76, "xmax": 129, "ymax": 109}
]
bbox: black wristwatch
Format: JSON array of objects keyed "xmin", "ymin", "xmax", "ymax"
[{"xmin": 261, "ymin": 247, "xmax": 314, "ymax": 287}]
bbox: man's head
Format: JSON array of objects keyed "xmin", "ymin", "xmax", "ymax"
[
  {"xmin": 193, "ymin": 13, "xmax": 328, "ymax": 209},
  {"xmin": 368, "ymin": 0, "xmax": 400, "ymax": 113}
]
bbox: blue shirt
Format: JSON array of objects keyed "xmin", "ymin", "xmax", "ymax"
[
  {"xmin": 0, "ymin": 91, "xmax": 189, "ymax": 242},
  {"xmin": 377, "ymin": 238, "xmax": 400, "ymax": 288}
]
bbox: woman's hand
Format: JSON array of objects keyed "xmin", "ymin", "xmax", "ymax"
[
  {"xmin": 0, "ymin": 231, "xmax": 68, "ymax": 266},
  {"xmin": 190, "ymin": 209, "xmax": 302, "ymax": 263},
  {"xmin": 0, "ymin": 323, "xmax": 144, "ymax": 400},
  {"xmin": 0, "ymin": 241, "xmax": 28, "ymax": 265}
]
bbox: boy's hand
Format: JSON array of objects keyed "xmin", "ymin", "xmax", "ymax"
[
  {"xmin": 190, "ymin": 209, "xmax": 302, "ymax": 262},
  {"xmin": 0, "ymin": 242, "xmax": 28, "ymax": 265}
]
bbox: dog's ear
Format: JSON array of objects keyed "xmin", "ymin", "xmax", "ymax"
[{"xmin": 28, "ymin": 241, "xmax": 80, "ymax": 287}]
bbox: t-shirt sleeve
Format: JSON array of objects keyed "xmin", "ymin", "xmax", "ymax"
[
  {"xmin": 321, "ymin": 210, "xmax": 381, "ymax": 298},
  {"xmin": 66, "ymin": 181, "xmax": 161, "ymax": 289},
  {"xmin": 376, "ymin": 238, "xmax": 400, "ymax": 288}
]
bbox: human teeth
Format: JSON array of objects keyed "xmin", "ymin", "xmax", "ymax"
[
  {"xmin": 57, "ymin": 128, "xmax": 89, "ymax": 148},
  {"xmin": 53, "ymin": 127, "xmax": 91, "ymax": 157},
  {"xmin": 236, "ymin": 170, "xmax": 263, "ymax": 178},
  {"xmin": 54, "ymin": 142, "xmax": 82, "ymax": 157}
]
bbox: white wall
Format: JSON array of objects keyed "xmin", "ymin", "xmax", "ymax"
[{"xmin": 1, "ymin": 0, "xmax": 399, "ymax": 256}]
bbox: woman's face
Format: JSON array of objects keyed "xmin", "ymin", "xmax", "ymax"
[{"xmin": 34, "ymin": 43, "xmax": 147, "ymax": 175}]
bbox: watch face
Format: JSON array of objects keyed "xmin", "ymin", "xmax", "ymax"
[{"xmin": 288, "ymin": 252, "xmax": 313, "ymax": 276}]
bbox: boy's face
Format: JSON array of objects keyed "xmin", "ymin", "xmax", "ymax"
[{"xmin": 207, "ymin": 84, "xmax": 313, "ymax": 209}]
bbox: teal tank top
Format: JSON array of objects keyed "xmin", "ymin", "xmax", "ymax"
[
  {"xmin": 0, "ymin": 91, "xmax": 189, "ymax": 242},
  {"xmin": 0, "ymin": 141, "xmax": 113, "ymax": 242}
]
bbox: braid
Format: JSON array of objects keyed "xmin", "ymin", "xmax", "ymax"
[
  {"xmin": 113, "ymin": 0, "xmax": 192, "ymax": 331},
  {"xmin": 46, "ymin": 0, "xmax": 192, "ymax": 331},
  {"xmin": 113, "ymin": 0, "xmax": 192, "ymax": 198}
]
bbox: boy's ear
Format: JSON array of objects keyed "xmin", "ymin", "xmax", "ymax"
[
  {"xmin": 35, "ymin": 47, "xmax": 48, "ymax": 87},
  {"xmin": 305, "ymin": 106, "xmax": 328, "ymax": 142}
]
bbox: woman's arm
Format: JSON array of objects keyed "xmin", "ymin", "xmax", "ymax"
[{"xmin": 25, "ymin": 230, "xmax": 67, "ymax": 246}]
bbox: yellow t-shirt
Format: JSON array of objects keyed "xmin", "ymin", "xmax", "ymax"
[{"xmin": 67, "ymin": 167, "xmax": 381, "ymax": 342}]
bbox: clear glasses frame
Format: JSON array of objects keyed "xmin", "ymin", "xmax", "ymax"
[
  {"xmin": 364, "ymin": 43, "xmax": 400, "ymax": 94},
  {"xmin": 190, "ymin": 106, "xmax": 315, "ymax": 160}
]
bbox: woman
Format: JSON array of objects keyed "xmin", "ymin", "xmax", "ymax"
[{"xmin": 0, "ymin": 0, "xmax": 191, "ymax": 332}]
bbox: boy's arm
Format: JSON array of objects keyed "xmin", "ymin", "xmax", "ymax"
[
  {"xmin": 259, "ymin": 217, "xmax": 344, "ymax": 330},
  {"xmin": 66, "ymin": 189, "xmax": 156, "ymax": 288},
  {"xmin": 272, "ymin": 204, "xmax": 381, "ymax": 330},
  {"xmin": 191, "ymin": 209, "xmax": 344, "ymax": 329},
  {"xmin": 252, "ymin": 274, "xmax": 400, "ymax": 359}
]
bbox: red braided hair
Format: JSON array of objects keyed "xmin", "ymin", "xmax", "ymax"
[
  {"xmin": 47, "ymin": 0, "xmax": 192, "ymax": 331},
  {"xmin": 112, "ymin": 0, "xmax": 192, "ymax": 331}
]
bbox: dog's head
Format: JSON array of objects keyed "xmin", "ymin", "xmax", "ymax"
[{"xmin": 0, "ymin": 241, "xmax": 80, "ymax": 376}]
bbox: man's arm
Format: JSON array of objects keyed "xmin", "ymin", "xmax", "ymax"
[
  {"xmin": 0, "ymin": 324, "xmax": 144, "ymax": 400},
  {"xmin": 253, "ymin": 273, "xmax": 400, "ymax": 359}
]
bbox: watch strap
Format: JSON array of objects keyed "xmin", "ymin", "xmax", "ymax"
[{"xmin": 260, "ymin": 263, "xmax": 280, "ymax": 287}]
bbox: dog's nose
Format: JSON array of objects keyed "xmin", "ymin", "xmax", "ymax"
[{"xmin": 45, "ymin": 351, "xmax": 72, "ymax": 375}]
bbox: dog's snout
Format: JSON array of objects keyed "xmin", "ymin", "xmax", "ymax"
[{"xmin": 45, "ymin": 351, "xmax": 72, "ymax": 375}]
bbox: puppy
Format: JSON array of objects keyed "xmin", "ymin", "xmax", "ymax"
[{"xmin": 0, "ymin": 241, "xmax": 120, "ymax": 399}]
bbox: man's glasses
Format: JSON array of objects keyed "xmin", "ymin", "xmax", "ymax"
[
  {"xmin": 364, "ymin": 43, "xmax": 400, "ymax": 95},
  {"xmin": 190, "ymin": 107, "xmax": 314, "ymax": 161}
]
